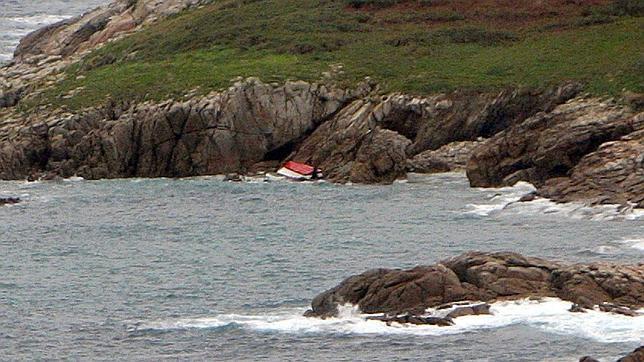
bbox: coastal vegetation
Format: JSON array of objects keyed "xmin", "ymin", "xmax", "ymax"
[{"xmin": 21, "ymin": 0, "xmax": 644, "ymax": 111}]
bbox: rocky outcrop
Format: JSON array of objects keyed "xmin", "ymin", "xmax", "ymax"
[
  {"xmin": 14, "ymin": 0, "xmax": 204, "ymax": 61},
  {"xmin": 289, "ymin": 98, "xmax": 413, "ymax": 183},
  {"xmin": 617, "ymin": 346, "xmax": 644, "ymax": 362},
  {"xmin": 407, "ymin": 140, "xmax": 483, "ymax": 173},
  {"xmin": 0, "ymin": 197, "xmax": 20, "ymax": 206},
  {"xmin": 305, "ymin": 251, "xmax": 644, "ymax": 318},
  {"xmin": 289, "ymin": 83, "xmax": 579, "ymax": 183},
  {"xmin": 539, "ymin": 126, "xmax": 644, "ymax": 207},
  {"xmin": 1, "ymin": 0, "xmax": 206, "ymax": 110},
  {"xmin": 467, "ymin": 97, "xmax": 643, "ymax": 206},
  {"xmin": 0, "ymin": 79, "xmax": 366, "ymax": 179}
]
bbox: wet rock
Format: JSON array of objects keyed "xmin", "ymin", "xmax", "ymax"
[
  {"xmin": 305, "ymin": 251, "xmax": 644, "ymax": 319},
  {"xmin": 444, "ymin": 303, "xmax": 491, "ymax": 319},
  {"xmin": 568, "ymin": 304, "xmax": 586, "ymax": 313},
  {"xmin": 223, "ymin": 173, "xmax": 242, "ymax": 182},
  {"xmin": 367, "ymin": 314, "xmax": 455, "ymax": 326},
  {"xmin": 518, "ymin": 191, "xmax": 537, "ymax": 202},
  {"xmin": 617, "ymin": 346, "xmax": 644, "ymax": 362},
  {"xmin": 0, "ymin": 197, "xmax": 20, "ymax": 206},
  {"xmin": 467, "ymin": 97, "xmax": 643, "ymax": 206},
  {"xmin": 579, "ymin": 357, "xmax": 600, "ymax": 362},
  {"xmin": 597, "ymin": 303, "xmax": 639, "ymax": 317}
]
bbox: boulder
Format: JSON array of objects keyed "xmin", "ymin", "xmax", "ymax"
[{"xmin": 305, "ymin": 251, "xmax": 644, "ymax": 319}]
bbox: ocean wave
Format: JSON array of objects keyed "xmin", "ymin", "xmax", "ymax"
[
  {"xmin": 127, "ymin": 298, "xmax": 643, "ymax": 344},
  {"xmin": 466, "ymin": 182, "xmax": 643, "ymax": 221},
  {"xmin": 0, "ymin": 14, "xmax": 69, "ymax": 26}
]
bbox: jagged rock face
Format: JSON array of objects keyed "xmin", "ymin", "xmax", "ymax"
[
  {"xmin": 1, "ymin": 0, "xmax": 206, "ymax": 111},
  {"xmin": 539, "ymin": 126, "xmax": 644, "ymax": 207},
  {"xmin": 467, "ymin": 97, "xmax": 643, "ymax": 206},
  {"xmin": 0, "ymin": 80, "xmax": 359, "ymax": 179},
  {"xmin": 289, "ymin": 83, "xmax": 581, "ymax": 183},
  {"xmin": 290, "ymin": 99, "xmax": 412, "ymax": 183},
  {"xmin": 14, "ymin": 0, "xmax": 204, "ymax": 60},
  {"xmin": 305, "ymin": 251, "xmax": 644, "ymax": 318},
  {"xmin": 407, "ymin": 140, "xmax": 483, "ymax": 173},
  {"xmin": 409, "ymin": 82, "xmax": 581, "ymax": 153}
]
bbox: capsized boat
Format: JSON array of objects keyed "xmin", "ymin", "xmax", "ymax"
[{"xmin": 277, "ymin": 161, "xmax": 323, "ymax": 180}]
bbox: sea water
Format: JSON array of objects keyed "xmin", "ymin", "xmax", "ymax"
[
  {"xmin": 1, "ymin": 173, "xmax": 642, "ymax": 360},
  {"xmin": 0, "ymin": 0, "xmax": 107, "ymax": 63}
]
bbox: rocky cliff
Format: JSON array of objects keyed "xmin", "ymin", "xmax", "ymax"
[
  {"xmin": 0, "ymin": 79, "xmax": 366, "ymax": 179},
  {"xmin": 0, "ymin": 79, "xmax": 585, "ymax": 183},
  {"xmin": 467, "ymin": 97, "xmax": 644, "ymax": 207}
]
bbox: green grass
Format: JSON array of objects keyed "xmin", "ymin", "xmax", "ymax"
[{"xmin": 23, "ymin": 0, "xmax": 644, "ymax": 111}]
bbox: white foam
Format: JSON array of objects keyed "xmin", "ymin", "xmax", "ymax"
[
  {"xmin": 467, "ymin": 182, "xmax": 643, "ymax": 221},
  {"xmin": 1, "ymin": 15, "xmax": 69, "ymax": 26},
  {"xmin": 63, "ymin": 176, "xmax": 85, "ymax": 182},
  {"xmin": 617, "ymin": 237, "xmax": 644, "ymax": 252},
  {"xmin": 467, "ymin": 181, "xmax": 537, "ymax": 216},
  {"xmin": 129, "ymin": 298, "xmax": 643, "ymax": 343}
]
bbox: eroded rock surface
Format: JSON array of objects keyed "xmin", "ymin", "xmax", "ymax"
[
  {"xmin": 305, "ymin": 251, "xmax": 644, "ymax": 318},
  {"xmin": 290, "ymin": 83, "xmax": 579, "ymax": 183},
  {"xmin": 1, "ymin": 0, "xmax": 207, "ymax": 110},
  {"xmin": 467, "ymin": 97, "xmax": 643, "ymax": 206},
  {"xmin": 0, "ymin": 79, "xmax": 364, "ymax": 179},
  {"xmin": 407, "ymin": 140, "xmax": 483, "ymax": 173}
]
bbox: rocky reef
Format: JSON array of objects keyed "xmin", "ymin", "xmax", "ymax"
[{"xmin": 304, "ymin": 251, "xmax": 644, "ymax": 321}]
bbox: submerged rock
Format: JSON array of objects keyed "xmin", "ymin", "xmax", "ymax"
[
  {"xmin": 366, "ymin": 314, "xmax": 455, "ymax": 326},
  {"xmin": 304, "ymin": 251, "xmax": 644, "ymax": 320},
  {"xmin": 0, "ymin": 197, "xmax": 20, "ymax": 206}
]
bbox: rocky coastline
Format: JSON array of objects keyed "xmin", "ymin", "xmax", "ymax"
[
  {"xmin": 304, "ymin": 251, "xmax": 644, "ymax": 360},
  {"xmin": 1, "ymin": 0, "xmax": 643, "ymax": 210},
  {"xmin": 304, "ymin": 251, "xmax": 643, "ymax": 320}
]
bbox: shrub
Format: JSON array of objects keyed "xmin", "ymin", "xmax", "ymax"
[{"xmin": 611, "ymin": 0, "xmax": 644, "ymax": 16}]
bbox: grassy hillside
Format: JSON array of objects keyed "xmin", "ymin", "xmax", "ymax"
[{"xmin": 25, "ymin": 0, "xmax": 644, "ymax": 110}]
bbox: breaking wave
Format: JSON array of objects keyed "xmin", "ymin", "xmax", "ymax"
[
  {"xmin": 467, "ymin": 182, "xmax": 643, "ymax": 221},
  {"xmin": 127, "ymin": 298, "xmax": 643, "ymax": 344}
]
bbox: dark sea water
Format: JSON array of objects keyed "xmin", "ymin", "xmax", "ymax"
[
  {"xmin": 0, "ymin": 0, "xmax": 108, "ymax": 62},
  {"xmin": 1, "ymin": 173, "xmax": 642, "ymax": 361}
]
